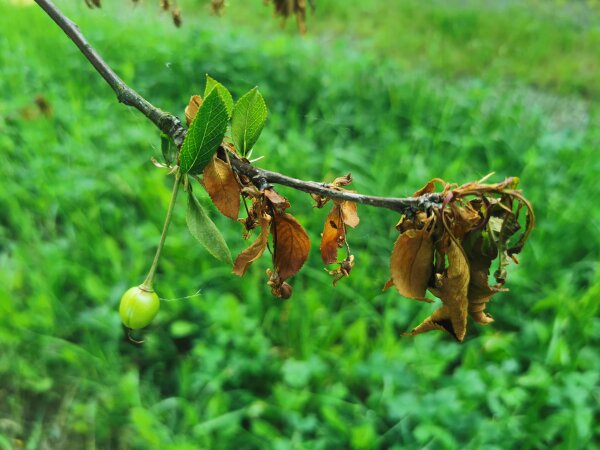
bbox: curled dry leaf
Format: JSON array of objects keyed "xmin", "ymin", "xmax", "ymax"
[
  {"xmin": 332, "ymin": 173, "xmax": 353, "ymax": 187},
  {"xmin": 464, "ymin": 230, "xmax": 505, "ymax": 324},
  {"xmin": 185, "ymin": 95, "xmax": 202, "ymax": 125},
  {"xmin": 412, "ymin": 240, "xmax": 470, "ymax": 341},
  {"xmin": 412, "ymin": 178, "xmax": 445, "ymax": 197},
  {"xmin": 273, "ymin": 213, "xmax": 310, "ymax": 281},
  {"xmin": 233, "ymin": 217, "xmax": 270, "ymax": 276},
  {"xmin": 340, "ymin": 201, "xmax": 359, "ymax": 228},
  {"xmin": 407, "ymin": 305, "xmax": 456, "ymax": 339},
  {"xmin": 389, "ymin": 228, "xmax": 434, "ymax": 302},
  {"xmin": 264, "ymin": 188, "xmax": 291, "ymax": 211},
  {"xmin": 267, "ymin": 269, "xmax": 293, "ymax": 299},
  {"xmin": 326, "ymin": 254, "xmax": 355, "ymax": 286},
  {"xmin": 320, "ymin": 204, "xmax": 344, "ymax": 265},
  {"xmin": 203, "ymin": 155, "xmax": 241, "ymax": 220},
  {"xmin": 447, "ymin": 202, "xmax": 480, "ymax": 239}
]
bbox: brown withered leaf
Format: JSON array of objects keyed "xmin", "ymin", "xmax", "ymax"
[
  {"xmin": 340, "ymin": 201, "xmax": 359, "ymax": 228},
  {"xmin": 267, "ymin": 269, "xmax": 293, "ymax": 299},
  {"xmin": 413, "ymin": 178, "xmax": 447, "ymax": 197},
  {"xmin": 326, "ymin": 254, "xmax": 355, "ymax": 286},
  {"xmin": 203, "ymin": 155, "xmax": 241, "ymax": 220},
  {"xmin": 233, "ymin": 218, "xmax": 270, "ymax": 276},
  {"xmin": 320, "ymin": 204, "xmax": 344, "ymax": 264},
  {"xmin": 449, "ymin": 202, "xmax": 481, "ymax": 239},
  {"xmin": 426, "ymin": 241, "xmax": 470, "ymax": 341},
  {"xmin": 464, "ymin": 230, "xmax": 505, "ymax": 324},
  {"xmin": 407, "ymin": 305, "xmax": 458, "ymax": 339},
  {"xmin": 185, "ymin": 95, "xmax": 202, "ymax": 125},
  {"xmin": 468, "ymin": 278, "xmax": 506, "ymax": 324},
  {"xmin": 389, "ymin": 229, "xmax": 434, "ymax": 302},
  {"xmin": 273, "ymin": 213, "xmax": 310, "ymax": 281},
  {"xmin": 382, "ymin": 278, "xmax": 394, "ymax": 291},
  {"xmin": 264, "ymin": 188, "xmax": 291, "ymax": 211},
  {"xmin": 332, "ymin": 173, "xmax": 353, "ymax": 187},
  {"xmin": 395, "ymin": 212, "xmax": 432, "ymax": 233}
]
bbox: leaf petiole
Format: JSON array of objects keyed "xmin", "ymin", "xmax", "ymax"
[{"xmin": 142, "ymin": 169, "xmax": 182, "ymax": 290}]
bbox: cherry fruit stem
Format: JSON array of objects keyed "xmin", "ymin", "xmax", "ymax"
[{"xmin": 142, "ymin": 170, "xmax": 182, "ymax": 290}]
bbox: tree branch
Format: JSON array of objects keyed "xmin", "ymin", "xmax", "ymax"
[
  {"xmin": 35, "ymin": 0, "xmax": 443, "ymax": 214},
  {"xmin": 35, "ymin": 0, "xmax": 186, "ymax": 145},
  {"xmin": 229, "ymin": 158, "xmax": 442, "ymax": 213}
]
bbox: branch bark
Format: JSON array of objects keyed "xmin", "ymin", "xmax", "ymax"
[{"xmin": 34, "ymin": 0, "xmax": 443, "ymax": 214}]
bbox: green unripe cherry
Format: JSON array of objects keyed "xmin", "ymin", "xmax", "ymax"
[{"xmin": 119, "ymin": 285, "xmax": 160, "ymax": 329}]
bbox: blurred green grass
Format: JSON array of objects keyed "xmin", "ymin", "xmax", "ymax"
[{"xmin": 0, "ymin": 0, "xmax": 599, "ymax": 449}]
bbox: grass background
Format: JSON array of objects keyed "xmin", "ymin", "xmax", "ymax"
[{"xmin": 1, "ymin": 0, "xmax": 599, "ymax": 448}]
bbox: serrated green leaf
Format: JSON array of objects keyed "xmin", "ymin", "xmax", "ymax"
[
  {"xmin": 179, "ymin": 89, "xmax": 228, "ymax": 174},
  {"xmin": 160, "ymin": 133, "xmax": 177, "ymax": 165},
  {"xmin": 232, "ymin": 87, "xmax": 268, "ymax": 156},
  {"xmin": 186, "ymin": 190, "xmax": 232, "ymax": 265},
  {"xmin": 204, "ymin": 74, "xmax": 234, "ymax": 118}
]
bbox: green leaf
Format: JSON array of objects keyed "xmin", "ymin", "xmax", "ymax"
[
  {"xmin": 160, "ymin": 133, "xmax": 177, "ymax": 165},
  {"xmin": 232, "ymin": 87, "xmax": 268, "ymax": 156},
  {"xmin": 204, "ymin": 74, "xmax": 234, "ymax": 118},
  {"xmin": 186, "ymin": 190, "xmax": 232, "ymax": 265},
  {"xmin": 179, "ymin": 89, "xmax": 228, "ymax": 174}
]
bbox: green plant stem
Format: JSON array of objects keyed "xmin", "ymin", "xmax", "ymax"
[{"xmin": 142, "ymin": 170, "xmax": 182, "ymax": 290}]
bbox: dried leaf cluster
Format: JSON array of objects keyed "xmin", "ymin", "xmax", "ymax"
[
  {"xmin": 211, "ymin": 0, "xmax": 226, "ymax": 15},
  {"xmin": 384, "ymin": 176, "xmax": 535, "ymax": 341},
  {"xmin": 232, "ymin": 185, "xmax": 310, "ymax": 299},
  {"xmin": 312, "ymin": 174, "xmax": 360, "ymax": 285},
  {"xmin": 90, "ymin": 0, "xmax": 316, "ymax": 32},
  {"xmin": 264, "ymin": 0, "xmax": 315, "ymax": 34}
]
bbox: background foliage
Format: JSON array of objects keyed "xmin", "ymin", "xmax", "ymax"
[{"xmin": 1, "ymin": 0, "xmax": 599, "ymax": 448}]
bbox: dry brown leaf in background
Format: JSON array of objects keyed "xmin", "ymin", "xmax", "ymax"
[
  {"xmin": 185, "ymin": 95, "xmax": 202, "ymax": 125},
  {"xmin": 389, "ymin": 229, "xmax": 434, "ymax": 302},
  {"xmin": 273, "ymin": 213, "xmax": 310, "ymax": 281},
  {"xmin": 85, "ymin": 0, "xmax": 101, "ymax": 8},
  {"xmin": 203, "ymin": 155, "xmax": 241, "ymax": 220},
  {"xmin": 267, "ymin": 0, "xmax": 309, "ymax": 33},
  {"xmin": 172, "ymin": 8, "xmax": 182, "ymax": 27},
  {"xmin": 233, "ymin": 217, "xmax": 270, "ymax": 276},
  {"xmin": 211, "ymin": 0, "xmax": 225, "ymax": 14},
  {"xmin": 340, "ymin": 201, "xmax": 359, "ymax": 228},
  {"xmin": 320, "ymin": 204, "xmax": 343, "ymax": 264}
]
